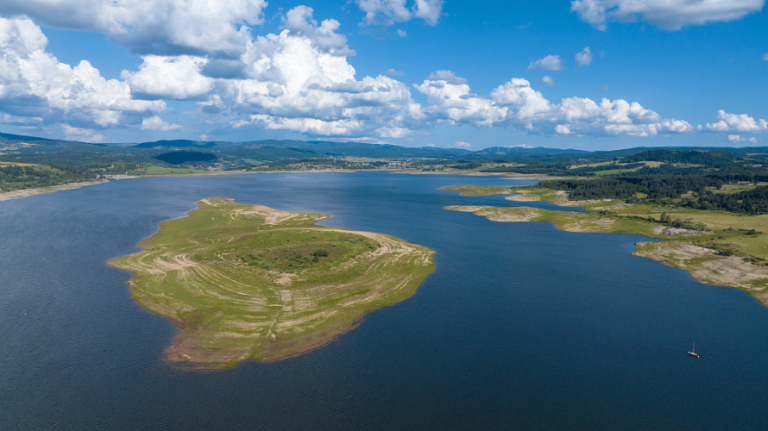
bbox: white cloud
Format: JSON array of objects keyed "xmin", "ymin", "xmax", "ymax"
[
  {"xmin": 0, "ymin": 17, "xmax": 165, "ymax": 128},
  {"xmin": 387, "ymin": 68, "xmax": 405, "ymax": 76},
  {"xmin": 490, "ymin": 78, "xmax": 554, "ymax": 121},
  {"xmin": 576, "ymin": 47, "xmax": 592, "ymax": 66},
  {"xmin": 542, "ymin": 76, "xmax": 555, "ymax": 86},
  {"xmin": 571, "ymin": 0, "xmax": 765, "ymax": 31},
  {"xmin": 2, "ymin": 4, "xmax": 762, "ymax": 143},
  {"xmin": 0, "ymin": 0, "xmax": 267, "ymax": 57},
  {"xmin": 283, "ymin": 6, "xmax": 354, "ymax": 56},
  {"xmin": 61, "ymin": 124, "xmax": 106, "ymax": 142},
  {"xmin": 528, "ymin": 55, "xmax": 565, "ymax": 71},
  {"xmin": 397, "ymin": 29, "xmax": 408, "ymax": 37},
  {"xmin": 214, "ymin": 7, "xmax": 424, "ymax": 138},
  {"xmin": 415, "ymin": 71, "xmax": 507, "ymax": 127},
  {"xmin": 141, "ymin": 116, "xmax": 182, "ymax": 131},
  {"xmin": 415, "ymin": 72, "xmax": 693, "ymax": 137},
  {"xmin": 706, "ymin": 110, "xmax": 767, "ymax": 132},
  {"xmin": 413, "ymin": 0, "xmax": 444, "ymax": 25},
  {"xmin": 555, "ymin": 97, "xmax": 694, "ymax": 137},
  {"xmin": 728, "ymin": 134, "xmax": 758, "ymax": 144},
  {"xmin": 454, "ymin": 140, "xmax": 471, "ymax": 149},
  {"xmin": 122, "ymin": 55, "xmax": 213, "ymax": 100},
  {"xmin": 355, "ymin": 0, "xmax": 444, "ymax": 26}
]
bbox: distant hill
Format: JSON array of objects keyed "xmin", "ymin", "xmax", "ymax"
[
  {"xmin": 2, "ymin": 131, "xmax": 765, "ymax": 164},
  {"xmin": 471, "ymin": 146, "xmax": 587, "ymax": 157},
  {"xmin": 154, "ymin": 150, "xmax": 218, "ymax": 164},
  {"xmin": 134, "ymin": 140, "xmax": 216, "ymax": 149}
]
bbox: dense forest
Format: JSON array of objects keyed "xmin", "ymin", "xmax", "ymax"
[{"xmin": 0, "ymin": 164, "xmax": 94, "ymax": 192}]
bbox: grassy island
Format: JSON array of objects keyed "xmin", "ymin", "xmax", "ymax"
[
  {"xmin": 443, "ymin": 185, "xmax": 768, "ymax": 307},
  {"xmin": 109, "ymin": 198, "xmax": 435, "ymax": 369}
]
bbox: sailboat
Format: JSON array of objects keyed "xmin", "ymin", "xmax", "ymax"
[{"xmin": 688, "ymin": 342, "xmax": 700, "ymax": 358}]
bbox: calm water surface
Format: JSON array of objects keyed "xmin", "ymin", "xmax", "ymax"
[{"xmin": 0, "ymin": 172, "xmax": 765, "ymax": 430}]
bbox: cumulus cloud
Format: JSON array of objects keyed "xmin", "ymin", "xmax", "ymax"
[
  {"xmin": 528, "ymin": 55, "xmax": 565, "ymax": 71},
  {"xmin": 387, "ymin": 68, "xmax": 405, "ymax": 76},
  {"xmin": 355, "ymin": 0, "xmax": 444, "ymax": 26},
  {"xmin": 706, "ymin": 110, "xmax": 767, "ymax": 132},
  {"xmin": 61, "ymin": 124, "xmax": 105, "ymax": 142},
  {"xmin": 571, "ymin": 0, "xmax": 765, "ymax": 31},
  {"xmin": 542, "ymin": 76, "xmax": 555, "ymax": 86},
  {"xmin": 413, "ymin": 0, "xmax": 444, "ymax": 25},
  {"xmin": 454, "ymin": 140, "xmax": 472, "ymax": 149},
  {"xmin": 0, "ymin": 17, "xmax": 165, "ymax": 129},
  {"xmin": 0, "ymin": 0, "xmax": 267, "ymax": 57},
  {"xmin": 213, "ymin": 7, "xmax": 424, "ymax": 138},
  {"xmin": 576, "ymin": 47, "xmax": 592, "ymax": 66},
  {"xmin": 490, "ymin": 78, "xmax": 554, "ymax": 121},
  {"xmin": 3, "ymin": 4, "xmax": 762, "ymax": 143},
  {"xmin": 415, "ymin": 71, "xmax": 507, "ymax": 127},
  {"xmin": 141, "ymin": 116, "xmax": 182, "ymax": 131},
  {"xmin": 283, "ymin": 6, "xmax": 355, "ymax": 56},
  {"xmin": 414, "ymin": 72, "xmax": 696, "ymax": 137},
  {"xmin": 397, "ymin": 29, "xmax": 408, "ymax": 37},
  {"xmin": 122, "ymin": 55, "xmax": 213, "ymax": 100},
  {"xmin": 728, "ymin": 134, "xmax": 757, "ymax": 144}
]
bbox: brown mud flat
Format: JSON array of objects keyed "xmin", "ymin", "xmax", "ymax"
[{"xmin": 633, "ymin": 242, "xmax": 768, "ymax": 305}]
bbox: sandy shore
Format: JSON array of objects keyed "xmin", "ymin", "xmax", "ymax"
[{"xmin": 0, "ymin": 180, "xmax": 109, "ymax": 201}]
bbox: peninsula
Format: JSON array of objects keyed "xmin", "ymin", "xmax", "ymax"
[
  {"xmin": 443, "ymin": 185, "xmax": 768, "ymax": 307},
  {"xmin": 109, "ymin": 198, "xmax": 435, "ymax": 369}
]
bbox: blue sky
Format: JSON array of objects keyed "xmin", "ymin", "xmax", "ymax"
[{"xmin": 0, "ymin": 0, "xmax": 765, "ymax": 150}]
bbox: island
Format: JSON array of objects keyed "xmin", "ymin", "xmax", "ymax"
[
  {"xmin": 443, "ymin": 185, "xmax": 768, "ymax": 307},
  {"xmin": 109, "ymin": 198, "xmax": 435, "ymax": 369}
]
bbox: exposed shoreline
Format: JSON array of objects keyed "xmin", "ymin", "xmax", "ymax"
[
  {"xmin": 0, "ymin": 179, "xmax": 109, "ymax": 201},
  {"xmin": 0, "ymin": 168, "xmax": 539, "ymax": 203},
  {"xmin": 443, "ymin": 185, "xmax": 768, "ymax": 307},
  {"xmin": 109, "ymin": 198, "xmax": 435, "ymax": 369}
]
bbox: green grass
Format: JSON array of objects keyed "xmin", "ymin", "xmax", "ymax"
[
  {"xmin": 441, "ymin": 185, "xmax": 517, "ymax": 196},
  {"xmin": 710, "ymin": 183, "xmax": 761, "ymax": 194},
  {"xmin": 568, "ymin": 160, "xmax": 663, "ymax": 171},
  {"xmin": 593, "ymin": 168, "xmax": 641, "ymax": 176},
  {"xmin": 110, "ymin": 198, "xmax": 435, "ymax": 368},
  {"xmin": 144, "ymin": 166, "xmax": 207, "ymax": 174},
  {"xmin": 441, "ymin": 185, "xmax": 560, "ymax": 202}
]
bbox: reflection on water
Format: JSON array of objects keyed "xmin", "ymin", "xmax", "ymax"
[{"xmin": 0, "ymin": 172, "xmax": 765, "ymax": 430}]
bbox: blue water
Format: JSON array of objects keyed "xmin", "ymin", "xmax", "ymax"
[{"xmin": 0, "ymin": 172, "xmax": 765, "ymax": 430}]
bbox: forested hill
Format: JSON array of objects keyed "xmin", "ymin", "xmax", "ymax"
[{"xmin": 536, "ymin": 149, "xmax": 768, "ymax": 214}]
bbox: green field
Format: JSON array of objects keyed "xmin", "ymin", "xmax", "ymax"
[
  {"xmin": 109, "ymin": 198, "xmax": 435, "ymax": 368},
  {"xmin": 144, "ymin": 166, "xmax": 207, "ymax": 174},
  {"xmin": 442, "ymin": 185, "xmax": 563, "ymax": 203}
]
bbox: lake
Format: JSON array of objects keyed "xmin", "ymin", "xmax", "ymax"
[{"xmin": 0, "ymin": 172, "xmax": 765, "ymax": 430}]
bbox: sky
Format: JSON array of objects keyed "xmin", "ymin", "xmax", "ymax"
[{"xmin": 0, "ymin": 0, "xmax": 765, "ymax": 150}]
